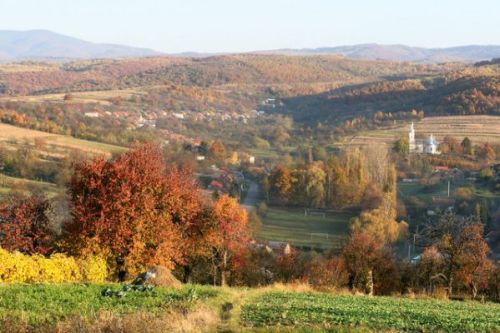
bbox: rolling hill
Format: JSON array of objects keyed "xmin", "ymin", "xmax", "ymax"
[
  {"xmin": 1, "ymin": 54, "xmax": 497, "ymax": 144},
  {"xmin": 0, "ymin": 30, "xmax": 162, "ymax": 61},
  {"xmin": 278, "ymin": 65, "xmax": 500, "ymax": 125},
  {"xmin": 0, "ymin": 54, "xmax": 454, "ymax": 95}
]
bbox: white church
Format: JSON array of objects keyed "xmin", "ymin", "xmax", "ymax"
[{"xmin": 409, "ymin": 122, "xmax": 439, "ymax": 154}]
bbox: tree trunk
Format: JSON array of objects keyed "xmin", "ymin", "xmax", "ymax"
[
  {"xmin": 211, "ymin": 255, "xmax": 218, "ymax": 286},
  {"xmin": 448, "ymin": 275, "xmax": 453, "ymax": 297},
  {"xmin": 221, "ymin": 250, "xmax": 228, "ymax": 287},
  {"xmin": 471, "ymin": 282, "xmax": 478, "ymax": 300},
  {"xmin": 366, "ymin": 269, "xmax": 374, "ymax": 296},
  {"xmin": 116, "ymin": 257, "xmax": 126, "ymax": 282},
  {"xmin": 183, "ymin": 265, "xmax": 193, "ymax": 284},
  {"xmin": 348, "ymin": 273, "xmax": 355, "ymax": 290}
]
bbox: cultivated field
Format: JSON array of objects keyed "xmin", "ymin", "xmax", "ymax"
[
  {"xmin": 2, "ymin": 284, "xmax": 499, "ymax": 332},
  {"xmin": 0, "ymin": 284, "xmax": 220, "ymax": 332},
  {"xmin": 260, "ymin": 207, "xmax": 355, "ymax": 251},
  {"xmin": 242, "ymin": 291, "xmax": 500, "ymax": 332},
  {"xmin": 338, "ymin": 115, "xmax": 500, "ymax": 147}
]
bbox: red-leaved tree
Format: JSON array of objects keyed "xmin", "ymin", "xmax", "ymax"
[
  {"xmin": 63, "ymin": 144, "xmax": 205, "ymax": 278},
  {"xmin": 342, "ymin": 232, "xmax": 398, "ymax": 295},
  {"xmin": 0, "ymin": 194, "xmax": 53, "ymax": 255}
]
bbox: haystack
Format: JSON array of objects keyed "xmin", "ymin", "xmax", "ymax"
[{"xmin": 132, "ymin": 265, "xmax": 182, "ymax": 289}]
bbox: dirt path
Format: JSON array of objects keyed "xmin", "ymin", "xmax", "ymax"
[
  {"xmin": 241, "ymin": 180, "xmax": 260, "ymax": 213},
  {"xmin": 215, "ymin": 288, "xmax": 251, "ymax": 332}
]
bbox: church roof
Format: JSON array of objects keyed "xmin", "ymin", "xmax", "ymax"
[{"xmin": 426, "ymin": 134, "xmax": 438, "ymax": 145}]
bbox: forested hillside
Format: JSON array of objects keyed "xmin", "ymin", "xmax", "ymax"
[
  {"xmin": 278, "ymin": 65, "xmax": 499, "ymax": 130},
  {"xmin": 0, "ymin": 55, "xmax": 454, "ymax": 96}
]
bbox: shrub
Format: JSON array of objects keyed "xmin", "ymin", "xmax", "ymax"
[
  {"xmin": 254, "ymin": 136, "xmax": 271, "ymax": 149},
  {"xmin": 77, "ymin": 255, "xmax": 108, "ymax": 283},
  {"xmin": 256, "ymin": 201, "xmax": 268, "ymax": 216},
  {"xmin": 0, "ymin": 248, "xmax": 107, "ymax": 283},
  {"xmin": 455, "ymin": 186, "xmax": 474, "ymax": 200},
  {"xmin": 33, "ymin": 254, "xmax": 81, "ymax": 283},
  {"xmin": 488, "ymin": 265, "xmax": 500, "ymax": 302},
  {"xmin": 0, "ymin": 249, "xmax": 38, "ymax": 283},
  {"xmin": 306, "ymin": 257, "xmax": 349, "ymax": 289},
  {"xmin": 479, "ymin": 167, "xmax": 494, "ymax": 180}
]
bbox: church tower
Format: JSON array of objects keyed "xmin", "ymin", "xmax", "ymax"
[{"xmin": 409, "ymin": 122, "xmax": 416, "ymax": 153}]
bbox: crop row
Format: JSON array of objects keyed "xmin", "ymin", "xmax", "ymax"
[{"xmin": 241, "ymin": 291, "xmax": 500, "ymax": 332}]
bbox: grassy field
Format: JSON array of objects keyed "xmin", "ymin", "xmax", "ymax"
[
  {"xmin": 241, "ymin": 291, "xmax": 500, "ymax": 332},
  {"xmin": 0, "ymin": 123, "xmax": 126, "ymax": 195},
  {"xmin": 248, "ymin": 148, "xmax": 280, "ymax": 159},
  {"xmin": 0, "ymin": 174, "xmax": 60, "ymax": 197},
  {"xmin": 0, "ymin": 284, "xmax": 218, "ymax": 326},
  {"xmin": 2, "ymin": 284, "xmax": 500, "ymax": 332},
  {"xmin": 0, "ymin": 123, "xmax": 126, "ymax": 155},
  {"xmin": 337, "ymin": 115, "xmax": 500, "ymax": 148},
  {"xmin": 0, "ymin": 88, "xmax": 147, "ymax": 105},
  {"xmin": 398, "ymin": 179, "xmax": 500, "ymax": 205},
  {"xmin": 259, "ymin": 207, "xmax": 355, "ymax": 251},
  {"xmin": 0, "ymin": 63, "xmax": 57, "ymax": 73}
]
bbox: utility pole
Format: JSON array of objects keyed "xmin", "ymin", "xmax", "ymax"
[
  {"xmin": 413, "ymin": 233, "xmax": 416, "ymax": 257},
  {"xmin": 447, "ymin": 179, "xmax": 450, "ymax": 197}
]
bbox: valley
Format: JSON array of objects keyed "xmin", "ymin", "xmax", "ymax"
[{"xmin": 0, "ymin": 37, "xmax": 499, "ymax": 333}]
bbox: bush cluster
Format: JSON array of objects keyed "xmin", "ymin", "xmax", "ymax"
[{"xmin": 0, "ymin": 248, "xmax": 107, "ymax": 283}]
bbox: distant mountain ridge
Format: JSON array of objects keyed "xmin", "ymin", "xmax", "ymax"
[
  {"xmin": 257, "ymin": 44, "xmax": 500, "ymax": 63},
  {"xmin": 0, "ymin": 30, "xmax": 499, "ymax": 63},
  {"xmin": 0, "ymin": 30, "xmax": 162, "ymax": 61}
]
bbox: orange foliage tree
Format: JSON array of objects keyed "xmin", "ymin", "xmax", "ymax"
[
  {"xmin": 269, "ymin": 164, "xmax": 292, "ymax": 204},
  {"xmin": 63, "ymin": 144, "xmax": 206, "ymax": 278},
  {"xmin": 209, "ymin": 194, "xmax": 249, "ymax": 286}
]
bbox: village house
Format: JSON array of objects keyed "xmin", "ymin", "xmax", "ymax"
[
  {"xmin": 172, "ymin": 112, "xmax": 185, "ymax": 120},
  {"xmin": 84, "ymin": 112, "xmax": 100, "ymax": 118}
]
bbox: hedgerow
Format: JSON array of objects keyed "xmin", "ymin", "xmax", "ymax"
[{"xmin": 0, "ymin": 248, "xmax": 107, "ymax": 283}]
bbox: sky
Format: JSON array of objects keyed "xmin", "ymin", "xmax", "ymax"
[{"xmin": 1, "ymin": 0, "xmax": 499, "ymax": 53}]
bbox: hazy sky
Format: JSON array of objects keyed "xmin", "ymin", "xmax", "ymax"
[{"xmin": 1, "ymin": 0, "xmax": 499, "ymax": 53}]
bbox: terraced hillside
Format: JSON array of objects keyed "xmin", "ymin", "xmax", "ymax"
[{"xmin": 337, "ymin": 115, "xmax": 500, "ymax": 147}]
